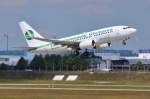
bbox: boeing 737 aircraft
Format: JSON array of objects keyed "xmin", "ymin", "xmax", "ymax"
[{"xmin": 19, "ymin": 21, "xmax": 136, "ymax": 55}]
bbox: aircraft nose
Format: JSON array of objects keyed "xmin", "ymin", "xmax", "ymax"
[{"xmin": 131, "ymin": 28, "xmax": 137, "ymax": 33}]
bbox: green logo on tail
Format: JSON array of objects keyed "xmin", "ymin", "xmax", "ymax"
[{"xmin": 25, "ymin": 30, "xmax": 34, "ymax": 40}]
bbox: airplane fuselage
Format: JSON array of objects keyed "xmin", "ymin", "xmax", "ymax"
[{"xmin": 32, "ymin": 26, "xmax": 136, "ymax": 55}]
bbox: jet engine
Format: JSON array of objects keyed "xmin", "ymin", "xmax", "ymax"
[
  {"xmin": 96, "ymin": 43, "xmax": 111, "ymax": 49},
  {"xmin": 63, "ymin": 46, "xmax": 73, "ymax": 51},
  {"xmin": 67, "ymin": 47, "xmax": 73, "ymax": 51},
  {"xmin": 79, "ymin": 40, "xmax": 95, "ymax": 49}
]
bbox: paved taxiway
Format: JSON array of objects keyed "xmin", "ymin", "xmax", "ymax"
[{"xmin": 0, "ymin": 84, "xmax": 149, "ymax": 92}]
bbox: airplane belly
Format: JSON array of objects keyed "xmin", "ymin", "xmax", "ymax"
[
  {"xmin": 96, "ymin": 35, "xmax": 110, "ymax": 44},
  {"xmin": 48, "ymin": 47, "xmax": 68, "ymax": 54},
  {"xmin": 33, "ymin": 46, "xmax": 70, "ymax": 55}
]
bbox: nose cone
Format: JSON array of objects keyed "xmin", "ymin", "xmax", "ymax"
[{"xmin": 131, "ymin": 28, "xmax": 137, "ymax": 33}]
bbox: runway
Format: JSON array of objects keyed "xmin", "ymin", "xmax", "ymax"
[
  {"xmin": 0, "ymin": 83, "xmax": 150, "ymax": 87},
  {"xmin": 0, "ymin": 84, "xmax": 149, "ymax": 92},
  {"xmin": 0, "ymin": 87, "xmax": 150, "ymax": 92}
]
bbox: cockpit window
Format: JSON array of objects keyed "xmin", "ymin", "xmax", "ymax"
[{"xmin": 123, "ymin": 26, "xmax": 131, "ymax": 29}]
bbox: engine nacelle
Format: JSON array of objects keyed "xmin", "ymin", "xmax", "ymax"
[
  {"xmin": 79, "ymin": 40, "xmax": 93, "ymax": 49},
  {"xmin": 96, "ymin": 43, "xmax": 111, "ymax": 49},
  {"xmin": 62, "ymin": 46, "xmax": 73, "ymax": 51},
  {"xmin": 67, "ymin": 47, "xmax": 73, "ymax": 51}
]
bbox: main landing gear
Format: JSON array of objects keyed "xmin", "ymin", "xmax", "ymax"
[
  {"xmin": 75, "ymin": 49, "xmax": 80, "ymax": 55},
  {"xmin": 108, "ymin": 42, "xmax": 111, "ymax": 47},
  {"xmin": 92, "ymin": 40, "xmax": 96, "ymax": 49},
  {"xmin": 75, "ymin": 49, "xmax": 89, "ymax": 56}
]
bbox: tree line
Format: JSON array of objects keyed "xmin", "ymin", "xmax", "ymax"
[
  {"xmin": 15, "ymin": 54, "xmax": 89, "ymax": 71},
  {"xmin": 1, "ymin": 54, "xmax": 150, "ymax": 72}
]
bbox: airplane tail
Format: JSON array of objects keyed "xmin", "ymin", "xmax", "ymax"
[{"xmin": 19, "ymin": 21, "xmax": 49, "ymax": 48}]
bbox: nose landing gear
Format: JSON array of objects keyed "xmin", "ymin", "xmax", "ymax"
[
  {"xmin": 122, "ymin": 40, "xmax": 126, "ymax": 45},
  {"xmin": 122, "ymin": 37, "xmax": 130, "ymax": 45}
]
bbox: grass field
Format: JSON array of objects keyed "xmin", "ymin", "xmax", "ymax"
[
  {"xmin": 0, "ymin": 72, "xmax": 149, "ymax": 99},
  {"xmin": 0, "ymin": 89, "xmax": 149, "ymax": 99},
  {"xmin": 0, "ymin": 80, "xmax": 149, "ymax": 99}
]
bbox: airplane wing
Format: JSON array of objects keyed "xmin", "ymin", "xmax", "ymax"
[{"xmin": 34, "ymin": 37, "xmax": 80, "ymax": 48}]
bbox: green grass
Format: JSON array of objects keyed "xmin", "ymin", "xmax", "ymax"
[
  {"xmin": 0, "ymin": 89, "xmax": 149, "ymax": 99},
  {"xmin": 0, "ymin": 72, "xmax": 150, "ymax": 99},
  {"xmin": 0, "ymin": 71, "xmax": 150, "ymax": 81},
  {"xmin": 0, "ymin": 71, "xmax": 150, "ymax": 85}
]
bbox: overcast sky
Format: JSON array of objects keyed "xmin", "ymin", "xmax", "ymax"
[{"xmin": 0, "ymin": 0, "xmax": 149, "ymax": 50}]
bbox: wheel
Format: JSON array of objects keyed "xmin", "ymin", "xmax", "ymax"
[
  {"xmin": 83, "ymin": 49, "xmax": 89, "ymax": 56},
  {"xmin": 123, "ymin": 40, "xmax": 126, "ymax": 45},
  {"xmin": 92, "ymin": 40, "xmax": 96, "ymax": 49},
  {"xmin": 75, "ymin": 50, "xmax": 80, "ymax": 55},
  {"xmin": 108, "ymin": 43, "xmax": 111, "ymax": 47},
  {"xmin": 92, "ymin": 40, "xmax": 95, "ymax": 46}
]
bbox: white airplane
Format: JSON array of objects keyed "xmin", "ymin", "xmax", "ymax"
[{"xmin": 19, "ymin": 21, "xmax": 136, "ymax": 55}]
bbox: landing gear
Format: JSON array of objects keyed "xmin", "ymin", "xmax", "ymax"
[
  {"xmin": 108, "ymin": 43, "xmax": 111, "ymax": 47},
  {"xmin": 122, "ymin": 40, "xmax": 126, "ymax": 45},
  {"xmin": 80, "ymin": 49, "xmax": 91, "ymax": 57},
  {"xmin": 92, "ymin": 40, "xmax": 96, "ymax": 49},
  {"xmin": 74, "ymin": 48, "xmax": 90, "ymax": 56},
  {"xmin": 93, "ymin": 46, "xmax": 96, "ymax": 49},
  {"xmin": 75, "ymin": 50, "xmax": 80, "ymax": 55},
  {"xmin": 83, "ymin": 49, "xmax": 89, "ymax": 56},
  {"xmin": 122, "ymin": 37, "xmax": 130, "ymax": 45}
]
